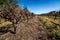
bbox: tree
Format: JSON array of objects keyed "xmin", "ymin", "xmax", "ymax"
[
  {"xmin": 23, "ymin": 6, "xmax": 30, "ymax": 22},
  {"xmin": 0, "ymin": 0, "xmax": 18, "ymax": 34}
]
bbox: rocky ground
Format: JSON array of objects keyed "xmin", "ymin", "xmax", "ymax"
[{"xmin": 0, "ymin": 16, "xmax": 50, "ymax": 40}]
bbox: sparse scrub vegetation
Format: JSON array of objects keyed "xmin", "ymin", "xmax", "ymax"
[
  {"xmin": 38, "ymin": 15, "xmax": 60, "ymax": 40},
  {"xmin": 0, "ymin": 0, "xmax": 60, "ymax": 40}
]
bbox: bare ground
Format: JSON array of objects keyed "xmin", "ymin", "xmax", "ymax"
[{"xmin": 0, "ymin": 16, "xmax": 50, "ymax": 40}]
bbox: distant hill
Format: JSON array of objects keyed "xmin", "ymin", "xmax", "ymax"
[{"xmin": 39, "ymin": 10, "xmax": 60, "ymax": 16}]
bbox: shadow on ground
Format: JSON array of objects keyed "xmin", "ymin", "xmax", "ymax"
[{"xmin": 0, "ymin": 26, "xmax": 16, "ymax": 35}]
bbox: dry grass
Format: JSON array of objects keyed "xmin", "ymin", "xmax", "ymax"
[
  {"xmin": 38, "ymin": 16, "xmax": 60, "ymax": 40},
  {"xmin": 0, "ymin": 21, "xmax": 12, "ymax": 27}
]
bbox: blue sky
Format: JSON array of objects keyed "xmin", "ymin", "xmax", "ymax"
[{"xmin": 18, "ymin": 0, "xmax": 60, "ymax": 14}]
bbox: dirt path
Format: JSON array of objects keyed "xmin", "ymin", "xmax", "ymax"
[{"xmin": 0, "ymin": 16, "xmax": 49, "ymax": 40}]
